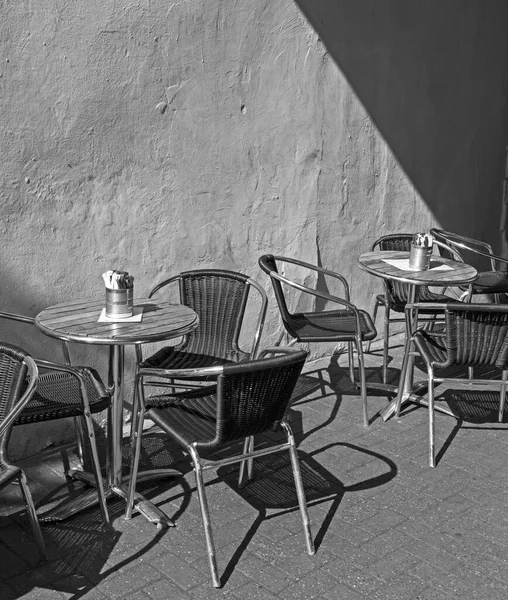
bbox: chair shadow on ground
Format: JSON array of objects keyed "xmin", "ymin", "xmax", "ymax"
[
  {"xmin": 397, "ymin": 368, "xmax": 508, "ymax": 466},
  {"xmin": 292, "ymin": 351, "xmax": 399, "ymax": 431},
  {"xmin": 215, "ymin": 439, "xmax": 397, "ymax": 587},
  {"xmin": 7, "ymin": 478, "xmax": 182, "ymax": 600}
]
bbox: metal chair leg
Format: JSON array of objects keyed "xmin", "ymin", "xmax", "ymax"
[
  {"xmin": 79, "ymin": 387, "xmax": 109, "ymax": 526},
  {"xmin": 238, "ymin": 436, "xmax": 254, "ymax": 488},
  {"xmin": 355, "ymin": 339, "xmax": 369, "ymax": 427},
  {"xmin": 348, "ymin": 343, "xmax": 355, "ymax": 384},
  {"xmin": 382, "ymin": 305, "xmax": 390, "ymax": 384},
  {"xmin": 188, "ymin": 445, "xmax": 221, "ymax": 588},
  {"xmin": 281, "ymin": 421, "xmax": 314, "ymax": 555},
  {"xmin": 500, "ymin": 370, "xmax": 508, "ymax": 423},
  {"xmin": 19, "ymin": 472, "xmax": 47, "ymax": 561},
  {"xmin": 428, "ymin": 367, "xmax": 436, "ymax": 468},
  {"xmin": 366, "ymin": 299, "xmax": 381, "ymax": 352}
]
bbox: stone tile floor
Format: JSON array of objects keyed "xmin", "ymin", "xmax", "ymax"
[{"xmin": 2, "ymin": 335, "xmax": 508, "ymax": 599}]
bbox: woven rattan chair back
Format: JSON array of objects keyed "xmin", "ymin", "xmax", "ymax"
[
  {"xmin": 443, "ymin": 303, "xmax": 508, "ymax": 369},
  {"xmin": 406, "ymin": 303, "xmax": 508, "ymax": 467},
  {"xmin": 147, "ymin": 269, "xmax": 267, "ymax": 366},
  {"xmin": 202, "ymin": 349, "xmax": 307, "ymax": 448},
  {"xmin": 372, "ymin": 234, "xmax": 413, "ymax": 306}
]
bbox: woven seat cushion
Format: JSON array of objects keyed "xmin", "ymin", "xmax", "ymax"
[
  {"xmin": 285, "ymin": 309, "xmax": 377, "ymax": 343},
  {"xmin": 141, "ymin": 346, "xmax": 243, "ymax": 370},
  {"xmin": 463, "ymin": 271, "xmax": 508, "ymax": 294},
  {"xmin": 15, "ymin": 368, "xmax": 110, "ymax": 424},
  {"xmin": 147, "ymin": 388, "xmax": 218, "ymax": 449},
  {"xmin": 383, "ymin": 288, "xmax": 452, "ymax": 313}
]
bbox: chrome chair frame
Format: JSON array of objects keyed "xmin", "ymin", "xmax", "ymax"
[
  {"xmin": 396, "ymin": 302, "xmax": 508, "ymax": 467},
  {"xmin": 0, "ymin": 343, "xmax": 47, "ymax": 559},
  {"xmin": 430, "ymin": 228, "xmax": 508, "ymax": 302},
  {"xmin": 258, "ymin": 255, "xmax": 377, "ymax": 426},
  {"xmin": 0, "ymin": 312, "xmax": 110, "ymax": 525},
  {"xmin": 126, "ymin": 347, "xmax": 314, "ymax": 588}
]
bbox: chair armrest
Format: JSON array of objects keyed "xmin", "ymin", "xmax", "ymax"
[
  {"xmin": 404, "ymin": 302, "xmax": 451, "ymax": 312},
  {"xmin": 138, "ymin": 364, "xmax": 224, "ymax": 381},
  {"xmin": 148, "ymin": 274, "xmax": 180, "ymax": 299},
  {"xmin": 0, "ymin": 311, "xmax": 36, "ymax": 325},
  {"xmin": 0, "ymin": 311, "xmax": 73, "ymax": 365},
  {"xmin": 257, "ymin": 346, "xmax": 309, "ymax": 359},
  {"xmin": 0, "ymin": 356, "xmax": 38, "ymax": 437},
  {"xmin": 269, "ymin": 255, "xmax": 351, "ymax": 300}
]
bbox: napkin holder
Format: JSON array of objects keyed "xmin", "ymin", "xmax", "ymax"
[
  {"xmin": 105, "ymin": 287, "xmax": 134, "ymax": 318},
  {"xmin": 408, "ymin": 243, "xmax": 432, "ymax": 271}
]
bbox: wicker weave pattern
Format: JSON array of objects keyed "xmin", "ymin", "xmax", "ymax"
[
  {"xmin": 415, "ymin": 304, "xmax": 508, "ymax": 369},
  {"xmin": 143, "ymin": 269, "xmax": 266, "ymax": 371},
  {"xmin": 15, "ymin": 367, "xmax": 110, "ymax": 424},
  {"xmin": 146, "ymin": 350, "xmax": 307, "ymax": 451}
]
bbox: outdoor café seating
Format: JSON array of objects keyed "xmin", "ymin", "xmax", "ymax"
[
  {"xmin": 0, "ymin": 312, "xmax": 111, "ymax": 526},
  {"xmin": 125, "ymin": 346, "xmax": 314, "ymax": 588},
  {"xmin": 398, "ymin": 302, "xmax": 508, "ymax": 467},
  {"xmin": 367, "ymin": 233, "xmax": 463, "ymax": 383},
  {"xmin": 0, "ymin": 342, "xmax": 47, "ymax": 560},
  {"xmin": 258, "ymin": 255, "xmax": 377, "ymax": 427}
]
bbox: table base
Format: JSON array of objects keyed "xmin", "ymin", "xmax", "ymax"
[
  {"xmin": 380, "ymin": 382, "xmax": 458, "ymax": 421},
  {"xmin": 37, "ymin": 468, "xmax": 181, "ymax": 528}
]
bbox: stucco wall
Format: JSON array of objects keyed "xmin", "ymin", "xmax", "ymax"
[{"xmin": 2, "ymin": 1, "xmax": 508, "ymax": 457}]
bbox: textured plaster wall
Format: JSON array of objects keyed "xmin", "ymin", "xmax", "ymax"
[{"xmin": 1, "ymin": 1, "xmax": 508, "ymax": 457}]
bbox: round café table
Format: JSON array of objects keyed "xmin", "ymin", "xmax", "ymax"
[
  {"xmin": 358, "ymin": 250, "xmax": 478, "ymax": 421},
  {"xmin": 35, "ymin": 297, "xmax": 198, "ymax": 527}
]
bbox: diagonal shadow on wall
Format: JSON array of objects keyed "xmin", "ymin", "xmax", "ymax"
[{"xmin": 295, "ymin": 0, "xmax": 508, "ymax": 246}]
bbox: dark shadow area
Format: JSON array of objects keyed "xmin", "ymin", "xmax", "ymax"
[{"xmin": 294, "ymin": 1, "xmax": 508, "ymax": 245}]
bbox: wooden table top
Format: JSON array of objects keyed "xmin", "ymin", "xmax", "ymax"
[
  {"xmin": 358, "ymin": 250, "xmax": 478, "ymax": 286},
  {"xmin": 36, "ymin": 298, "xmax": 199, "ymax": 345}
]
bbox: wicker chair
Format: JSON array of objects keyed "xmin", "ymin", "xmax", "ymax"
[
  {"xmin": 125, "ymin": 347, "xmax": 313, "ymax": 588},
  {"xmin": 430, "ymin": 228, "xmax": 508, "ymax": 302},
  {"xmin": 258, "ymin": 255, "xmax": 377, "ymax": 426},
  {"xmin": 136, "ymin": 269, "xmax": 267, "ymax": 391},
  {"xmin": 398, "ymin": 303, "xmax": 508, "ymax": 467},
  {"xmin": 0, "ymin": 312, "xmax": 111, "ymax": 525},
  {"xmin": 0, "ymin": 342, "xmax": 46, "ymax": 559},
  {"xmin": 368, "ymin": 234, "xmax": 463, "ymax": 384}
]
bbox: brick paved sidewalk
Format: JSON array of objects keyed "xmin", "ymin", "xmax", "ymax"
[{"xmin": 2, "ymin": 337, "xmax": 508, "ymax": 599}]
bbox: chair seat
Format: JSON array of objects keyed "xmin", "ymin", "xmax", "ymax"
[
  {"xmin": 141, "ymin": 346, "xmax": 245, "ymax": 371},
  {"xmin": 286, "ymin": 309, "xmax": 377, "ymax": 343},
  {"xmin": 147, "ymin": 389, "xmax": 218, "ymax": 449},
  {"xmin": 460, "ymin": 270, "xmax": 508, "ymax": 294},
  {"xmin": 15, "ymin": 368, "xmax": 110, "ymax": 424},
  {"xmin": 377, "ymin": 288, "xmax": 452, "ymax": 313}
]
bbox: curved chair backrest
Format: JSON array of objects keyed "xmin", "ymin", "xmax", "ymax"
[
  {"xmin": 258, "ymin": 254, "xmax": 294, "ymax": 329},
  {"xmin": 198, "ymin": 348, "xmax": 308, "ymax": 450},
  {"xmin": 150, "ymin": 269, "xmax": 267, "ymax": 362},
  {"xmin": 442, "ymin": 303, "xmax": 508, "ymax": 369},
  {"xmin": 0, "ymin": 343, "xmax": 38, "ymax": 454}
]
